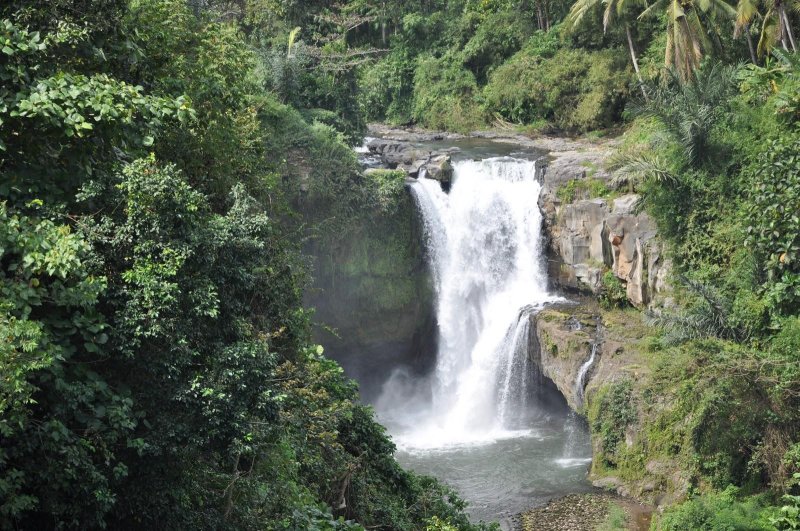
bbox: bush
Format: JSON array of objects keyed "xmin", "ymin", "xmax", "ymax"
[
  {"xmin": 484, "ymin": 46, "xmax": 630, "ymax": 131},
  {"xmin": 461, "ymin": 10, "xmax": 526, "ymax": 82},
  {"xmin": 556, "ymin": 177, "xmax": 610, "ymax": 203},
  {"xmin": 590, "ymin": 379, "xmax": 636, "ymax": 463},
  {"xmin": 599, "ymin": 271, "xmax": 629, "ymax": 309},
  {"xmin": 744, "ymin": 132, "xmax": 800, "ymax": 316},
  {"xmin": 657, "ymin": 486, "xmax": 772, "ymax": 531},
  {"xmin": 412, "ymin": 53, "xmax": 486, "ymax": 132},
  {"xmin": 359, "ymin": 51, "xmax": 416, "ymax": 125}
]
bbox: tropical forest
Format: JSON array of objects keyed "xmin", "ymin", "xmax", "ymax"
[{"xmin": 1, "ymin": 0, "xmax": 799, "ymax": 530}]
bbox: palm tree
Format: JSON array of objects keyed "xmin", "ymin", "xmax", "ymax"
[
  {"xmin": 638, "ymin": 0, "xmax": 736, "ymax": 80},
  {"xmin": 565, "ymin": 0, "xmax": 648, "ymax": 96},
  {"xmin": 755, "ymin": 0, "xmax": 798, "ymax": 54},
  {"xmin": 733, "ymin": 0, "xmax": 760, "ymax": 62},
  {"xmin": 735, "ymin": 0, "xmax": 799, "ymax": 58}
]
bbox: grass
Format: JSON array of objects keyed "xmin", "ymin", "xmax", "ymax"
[{"xmin": 596, "ymin": 502, "xmax": 628, "ymax": 531}]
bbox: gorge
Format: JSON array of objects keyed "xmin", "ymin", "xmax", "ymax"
[{"xmin": 307, "ymin": 129, "xmax": 641, "ymax": 526}]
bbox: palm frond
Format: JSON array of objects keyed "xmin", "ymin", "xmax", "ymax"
[
  {"xmin": 632, "ymin": 62, "xmax": 739, "ymax": 164},
  {"xmin": 287, "ymin": 26, "xmax": 301, "ymax": 58},
  {"xmin": 610, "ymin": 151, "xmax": 679, "ymax": 188},
  {"xmin": 565, "ymin": 0, "xmax": 603, "ymax": 31},
  {"xmin": 645, "ymin": 276, "xmax": 744, "ymax": 345}
]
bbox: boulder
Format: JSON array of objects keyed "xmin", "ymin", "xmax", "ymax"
[{"xmin": 367, "ymin": 137, "xmax": 453, "ymax": 186}]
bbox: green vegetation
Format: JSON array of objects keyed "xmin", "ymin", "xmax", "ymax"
[
  {"xmin": 586, "ymin": 56, "xmax": 800, "ymax": 518},
  {"xmin": 556, "ymin": 177, "xmax": 611, "ymax": 203},
  {"xmin": 597, "ymin": 502, "xmax": 628, "ymax": 531},
  {"xmin": 0, "ymin": 1, "xmax": 493, "ymax": 529},
  {"xmin": 1, "ymin": 0, "xmax": 799, "ymax": 528},
  {"xmin": 599, "ymin": 271, "xmax": 630, "ymax": 309}
]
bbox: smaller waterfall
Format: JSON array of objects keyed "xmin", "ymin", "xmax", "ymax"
[
  {"xmin": 496, "ymin": 306, "xmax": 536, "ymax": 429},
  {"xmin": 559, "ymin": 343, "xmax": 598, "ymax": 465},
  {"xmin": 574, "ymin": 343, "xmax": 597, "ymax": 407}
]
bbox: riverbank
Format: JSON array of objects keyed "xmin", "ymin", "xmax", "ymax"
[{"xmin": 515, "ymin": 493, "xmax": 652, "ymax": 531}]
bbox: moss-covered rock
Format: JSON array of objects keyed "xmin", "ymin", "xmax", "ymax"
[{"xmin": 304, "ymin": 184, "xmax": 435, "ymax": 400}]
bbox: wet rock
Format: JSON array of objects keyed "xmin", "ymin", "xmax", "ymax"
[{"xmin": 366, "ymin": 137, "xmax": 454, "ymax": 184}]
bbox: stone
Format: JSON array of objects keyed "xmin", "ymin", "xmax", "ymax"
[
  {"xmin": 425, "ymin": 154, "xmax": 453, "ymax": 186},
  {"xmin": 593, "ymin": 477, "xmax": 622, "ymax": 490},
  {"xmin": 367, "ymin": 137, "xmax": 453, "ymax": 184}
]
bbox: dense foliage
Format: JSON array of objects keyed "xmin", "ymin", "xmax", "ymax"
[
  {"xmin": 0, "ymin": 1, "xmax": 492, "ymax": 529},
  {"xmin": 1, "ymin": 0, "xmax": 798, "ymax": 528}
]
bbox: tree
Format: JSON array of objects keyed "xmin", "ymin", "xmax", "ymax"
[
  {"xmin": 564, "ymin": 0, "xmax": 648, "ymax": 96},
  {"xmin": 638, "ymin": 0, "xmax": 736, "ymax": 80}
]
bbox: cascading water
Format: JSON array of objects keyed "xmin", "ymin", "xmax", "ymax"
[
  {"xmin": 378, "ymin": 157, "xmax": 558, "ymax": 449},
  {"xmin": 559, "ymin": 345, "xmax": 598, "ymax": 464},
  {"xmin": 574, "ymin": 343, "xmax": 597, "ymax": 407},
  {"xmin": 370, "ymin": 146, "xmax": 594, "ymax": 525}
]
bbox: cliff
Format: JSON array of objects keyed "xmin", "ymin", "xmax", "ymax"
[
  {"xmin": 304, "ymin": 186, "xmax": 436, "ymax": 401},
  {"xmin": 538, "ymin": 148, "xmax": 671, "ymax": 308}
]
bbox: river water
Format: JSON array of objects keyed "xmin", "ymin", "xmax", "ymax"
[{"xmin": 363, "ymin": 137, "xmax": 593, "ymax": 527}]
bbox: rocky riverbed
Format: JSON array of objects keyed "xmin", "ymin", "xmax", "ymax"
[{"xmin": 514, "ymin": 493, "xmax": 652, "ymax": 531}]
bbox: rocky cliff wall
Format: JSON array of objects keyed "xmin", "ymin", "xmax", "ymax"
[
  {"xmin": 304, "ymin": 189, "xmax": 436, "ymax": 401},
  {"xmin": 539, "ymin": 150, "xmax": 670, "ymax": 308},
  {"xmin": 531, "ymin": 305, "xmax": 687, "ymax": 508}
]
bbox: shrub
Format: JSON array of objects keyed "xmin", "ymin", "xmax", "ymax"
[
  {"xmin": 461, "ymin": 10, "xmax": 526, "ymax": 82},
  {"xmin": 599, "ymin": 271, "xmax": 629, "ymax": 309},
  {"xmin": 590, "ymin": 379, "xmax": 636, "ymax": 462},
  {"xmin": 556, "ymin": 177, "xmax": 610, "ymax": 203},
  {"xmin": 412, "ymin": 53, "xmax": 487, "ymax": 132},
  {"xmin": 359, "ymin": 52, "xmax": 415, "ymax": 125},
  {"xmin": 657, "ymin": 486, "xmax": 772, "ymax": 531},
  {"xmin": 744, "ymin": 133, "xmax": 800, "ymax": 317},
  {"xmin": 483, "ymin": 46, "xmax": 630, "ymax": 131}
]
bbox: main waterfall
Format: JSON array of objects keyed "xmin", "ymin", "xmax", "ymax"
[{"xmin": 378, "ymin": 157, "xmax": 558, "ymax": 449}]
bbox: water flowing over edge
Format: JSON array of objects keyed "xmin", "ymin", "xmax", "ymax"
[{"xmin": 377, "ymin": 157, "xmax": 563, "ymax": 451}]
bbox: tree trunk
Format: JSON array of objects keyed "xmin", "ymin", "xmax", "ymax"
[
  {"xmin": 536, "ymin": 2, "xmax": 545, "ymax": 31},
  {"xmin": 781, "ymin": 7, "xmax": 797, "ymax": 52},
  {"xmin": 744, "ymin": 24, "xmax": 758, "ymax": 64},
  {"xmin": 626, "ymin": 25, "xmax": 648, "ymax": 99},
  {"xmin": 382, "ymin": 1, "xmax": 387, "ymax": 46},
  {"xmin": 224, "ymin": 453, "xmax": 241, "ymax": 520},
  {"xmin": 544, "ymin": 0, "xmax": 551, "ymax": 31}
]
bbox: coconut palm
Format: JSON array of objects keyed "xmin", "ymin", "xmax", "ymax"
[
  {"xmin": 638, "ymin": 0, "xmax": 736, "ymax": 80},
  {"xmin": 743, "ymin": 0, "xmax": 799, "ymax": 55},
  {"xmin": 734, "ymin": 0, "xmax": 799, "ymax": 58},
  {"xmin": 733, "ymin": 0, "xmax": 760, "ymax": 62},
  {"xmin": 565, "ymin": 0, "xmax": 648, "ymax": 96}
]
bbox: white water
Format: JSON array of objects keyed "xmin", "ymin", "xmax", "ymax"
[
  {"xmin": 574, "ymin": 343, "xmax": 597, "ymax": 406},
  {"xmin": 378, "ymin": 157, "xmax": 559, "ymax": 449}
]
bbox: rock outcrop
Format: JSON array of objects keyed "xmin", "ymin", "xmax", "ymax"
[
  {"xmin": 530, "ymin": 305, "xmax": 689, "ymax": 508},
  {"xmin": 539, "ymin": 151, "xmax": 670, "ymax": 308},
  {"xmin": 529, "ymin": 303, "xmax": 598, "ymax": 412},
  {"xmin": 366, "ymin": 137, "xmax": 455, "ymax": 186}
]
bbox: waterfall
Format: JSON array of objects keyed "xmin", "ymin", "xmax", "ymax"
[
  {"xmin": 381, "ymin": 157, "xmax": 557, "ymax": 449},
  {"xmin": 558, "ymin": 345, "xmax": 597, "ymax": 465},
  {"xmin": 574, "ymin": 343, "xmax": 597, "ymax": 407}
]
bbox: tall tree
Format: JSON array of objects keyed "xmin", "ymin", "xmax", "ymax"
[
  {"xmin": 638, "ymin": 0, "xmax": 736, "ymax": 80},
  {"xmin": 564, "ymin": 0, "xmax": 648, "ymax": 96}
]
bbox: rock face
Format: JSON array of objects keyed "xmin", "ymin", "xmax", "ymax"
[
  {"xmin": 366, "ymin": 137, "xmax": 454, "ymax": 186},
  {"xmin": 530, "ymin": 305, "xmax": 690, "ymax": 508},
  {"xmin": 538, "ymin": 151, "xmax": 670, "ymax": 308},
  {"xmin": 529, "ymin": 304, "xmax": 599, "ymax": 412},
  {"xmin": 304, "ymin": 187, "xmax": 436, "ymax": 401}
]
